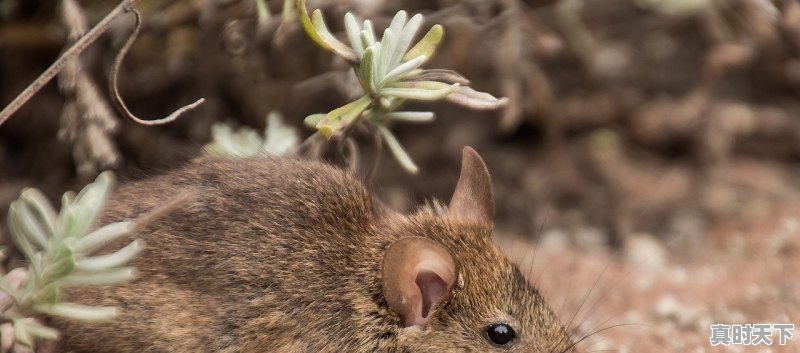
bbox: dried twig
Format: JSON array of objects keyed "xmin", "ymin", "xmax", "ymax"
[
  {"xmin": 0, "ymin": 0, "xmax": 204, "ymax": 127},
  {"xmin": 132, "ymin": 190, "xmax": 196, "ymax": 231},
  {"xmin": 109, "ymin": 7, "xmax": 205, "ymax": 126}
]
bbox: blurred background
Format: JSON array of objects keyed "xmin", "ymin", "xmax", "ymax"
[{"xmin": 1, "ymin": 0, "xmax": 799, "ymax": 351}]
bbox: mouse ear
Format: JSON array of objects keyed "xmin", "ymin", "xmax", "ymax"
[
  {"xmin": 382, "ymin": 237, "xmax": 457, "ymax": 328},
  {"xmin": 447, "ymin": 147, "xmax": 495, "ymax": 225}
]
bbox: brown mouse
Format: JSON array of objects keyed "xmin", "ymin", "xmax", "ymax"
[{"xmin": 54, "ymin": 147, "xmax": 574, "ymax": 353}]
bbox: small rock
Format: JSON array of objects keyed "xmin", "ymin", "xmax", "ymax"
[{"xmin": 624, "ymin": 233, "xmax": 667, "ymax": 269}]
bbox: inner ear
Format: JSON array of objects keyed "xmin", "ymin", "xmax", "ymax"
[
  {"xmin": 417, "ymin": 268, "xmax": 449, "ymax": 319},
  {"xmin": 447, "ymin": 146, "xmax": 495, "ymax": 225},
  {"xmin": 383, "ymin": 237, "xmax": 456, "ymax": 328}
]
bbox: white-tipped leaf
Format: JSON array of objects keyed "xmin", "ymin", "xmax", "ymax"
[
  {"xmin": 370, "ymin": 43, "xmax": 382, "ymax": 90},
  {"xmin": 72, "ymin": 221, "xmax": 133, "ymax": 254},
  {"xmin": 12, "ymin": 319, "xmax": 34, "ymax": 347},
  {"xmin": 59, "ymin": 267, "xmax": 137, "ymax": 287},
  {"xmin": 310, "ymin": 10, "xmax": 358, "ymax": 62},
  {"xmin": 344, "ymin": 12, "xmax": 364, "ymax": 56},
  {"xmin": 377, "ymin": 55, "xmax": 427, "ymax": 88},
  {"xmin": 304, "ymin": 113, "xmax": 325, "ymax": 128},
  {"xmin": 380, "ymin": 82, "xmax": 460, "ymax": 101},
  {"xmin": 14, "ymin": 318, "xmax": 60, "ymax": 343},
  {"xmin": 316, "ymin": 96, "xmax": 372, "ymax": 139},
  {"xmin": 446, "ymin": 86, "xmax": 510, "ymax": 110},
  {"xmin": 67, "ymin": 172, "xmax": 113, "ymax": 240},
  {"xmin": 35, "ymin": 303, "xmax": 119, "ymax": 321},
  {"xmin": 404, "ymin": 69, "xmax": 471, "ymax": 85},
  {"xmin": 359, "ymin": 45, "xmax": 376, "ymax": 93},
  {"xmin": 383, "ymin": 112, "xmax": 436, "ymax": 122},
  {"xmin": 392, "ymin": 14, "xmax": 423, "ymax": 68},
  {"xmin": 377, "ymin": 29, "xmax": 396, "ymax": 78},
  {"xmin": 262, "ymin": 112, "xmax": 299, "ymax": 156},
  {"xmin": 361, "ymin": 20, "xmax": 376, "ymax": 47},
  {"xmin": 404, "ymin": 24, "xmax": 444, "ymax": 62},
  {"xmin": 389, "ymin": 11, "xmax": 408, "ymax": 36},
  {"xmin": 13, "ymin": 201, "xmax": 49, "ymax": 250},
  {"xmin": 75, "ymin": 240, "xmax": 143, "ymax": 272},
  {"xmin": 377, "ymin": 125, "xmax": 418, "ymax": 174},
  {"xmin": 7, "ymin": 203, "xmax": 39, "ymax": 261},
  {"xmin": 20, "ymin": 189, "xmax": 58, "ymax": 238}
]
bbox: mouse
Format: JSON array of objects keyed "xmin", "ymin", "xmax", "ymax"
[{"xmin": 53, "ymin": 146, "xmax": 575, "ymax": 353}]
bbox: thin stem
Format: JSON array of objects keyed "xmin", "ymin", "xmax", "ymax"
[
  {"xmin": 109, "ymin": 7, "xmax": 205, "ymax": 125},
  {"xmin": 366, "ymin": 123, "xmax": 382, "ymax": 185},
  {"xmin": 0, "ymin": 0, "xmax": 204, "ymax": 127},
  {"xmin": 0, "ymin": 1, "xmax": 137, "ymax": 126}
]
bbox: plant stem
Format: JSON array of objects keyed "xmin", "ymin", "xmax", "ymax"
[{"xmin": 0, "ymin": 0, "xmax": 140, "ymax": 127}]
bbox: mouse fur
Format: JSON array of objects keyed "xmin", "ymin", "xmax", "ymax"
[{"xmin": 54, "ymin": 148, "xmax": 574, "ymax": 353}]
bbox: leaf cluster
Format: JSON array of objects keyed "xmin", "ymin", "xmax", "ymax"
[
  {"xmin": 297, "ymin": 0, "xmax": 507, "ymax": 173},
  {"xmin": 1, "ymin": 172, "xmax": 140, "ymax": 348}
]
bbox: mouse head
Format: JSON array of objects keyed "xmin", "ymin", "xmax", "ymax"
[{"xmin": 380, "ymin": 147, "xmax": 574, "ymax": 353}]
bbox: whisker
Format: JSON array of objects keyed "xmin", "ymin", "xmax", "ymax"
[
  {"xmin": 569, "ymin": 255, "xmax": 632, "ymax": 334},
  {"xmin": 560, "ymin": 323, "xmax": 642, "ymax": 353},
  {"xmin": 525, "ymin": 208, "xmax": 551, "ymax": 283},
  {"xmin": 564, "ymin": 248, "xmax": 616, "ymax": 332}
]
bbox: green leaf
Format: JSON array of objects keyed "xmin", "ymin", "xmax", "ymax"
[
  {"xmin": 310, "ymin": 10, "xmax": 358, "ymax": 62},
  {"xmin": 13, "ymin": 199, "xmax": 49, "ymax": 250},
  {"xmin": 370, "ymin": 43, "xmax": 382, "ymax": 91},
  {"xmin": 67, "ymin": 172, "xmax": 113, "ymax": 239},
  {"xmin": 359, "ymin": 45, "xmax": 376, "ymax": 93},
  {"xmin": 72, "ymin": 221, "xmax": 133, "ymax": 254},
  {"xmin": 296, "ymin": 0, "xmax": 327, "ymax": 49},
  {"xmin": 59, "ymin": 267, "xmax": 137, "ymax": 287},
  {"xmin": 392, "ymin": 14, "xmax": 423, "ymax": 68},
  {"xmin": 446, "ymin": 86, "xmax": 509, "ymax": 110},
  {"xmin": 19, "ymin": 189, "xmax": 58, "ymax": 240},
  {"xmin": 75, "ymin": 240, "xmax": 143, "ymax": 272},
  {"xmin": 281, "ymin": 0, "xmax": 295, "ymax": 22},
  {"xmin": 376, "ymin": 28, "xmax": 396, "ymax": 79},
  {"xmin": 296, "ymin": 0, "xmax": 357, "ymax": 62},
  {"xmin": 377, "ymin": 55, "xmax": 427, "ymax": 88},
  {"xmin": 41, "ymin": 245, "xmax": 76, "ymax": 283},
  {"xmin": 360, "ymin": 21, "xmax": 376, "ymax": 48},
  {"xmin": 403, "ymin": 69, "xmax": 470, "ymax": 85},
  {"xmin": 262, "ymin": 112, "xmax": 299, "ymax": 156},
  {"xmin": 316, "ymin": 96, "xmax": 372, "ymax": 139},
  {"xmin": 304, "ymin": 114, "xmax": 325, "ymax": 128},
  {"xmin": 344, "ymin": 12, "xmax": 364, "ymax": 56},
  {"xmin": 380, "ymin": 82, "xmax": 460, "ymax": 101},
  {"xmin": 404, "ymin": 24, "xmax": 444, "ymax": 62},
  {"xmin": 376, "ymin": 125, "xmax": 418, "ymax": 174},
  {"xmin": 382, "ymin": 111, "xmax": 436, "ymax": 122},
  {"xmin": 204, "ymin": 122, "xmax": 264, "ymax": 157},
  {"xmin": 8, "ymin": 202, "xmax": 38, "ymax": 261},
  {"xmin": 12, "ymin": 318, "xmax": 35, "ymax": 347},
  {"xmin": 382, "ymin": 11, "xmax": 407, "ymax": 74},
  {"xmin": 255, "ymin": 0, "xmax": 270, "ymax": 26},
  {"xmin": 34, "ymin": 303, "xmax": 118, "ymax": 321},
  {"xmin": 14, "ymin": 318, "xmax": 60, "ymax": 342},
  {"xmin": 33, "ymin": 283, "xmax": 60, "ymax": 304}
]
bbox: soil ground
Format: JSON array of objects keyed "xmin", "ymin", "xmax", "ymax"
[{"xmin": 497, "ymin": 201, "xmax": 800, "ymax": 353}]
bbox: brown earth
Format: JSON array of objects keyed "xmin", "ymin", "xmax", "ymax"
[{"xmin": 498, "ymin": 201, "xmax": 800, "ymax": 353}]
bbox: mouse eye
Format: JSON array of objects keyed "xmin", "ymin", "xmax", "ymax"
[{"xmin": 484, "ymin": 323, "xmax": 516, "ymax": 346}]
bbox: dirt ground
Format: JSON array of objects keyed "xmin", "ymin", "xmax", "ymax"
[
  {"xmin": 498, "ymin": 200, "xmax": 800, "ymax": 353},
  {"xmin": 2, "ymin": 0, "xmax": 800, "ymax": 352}
]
